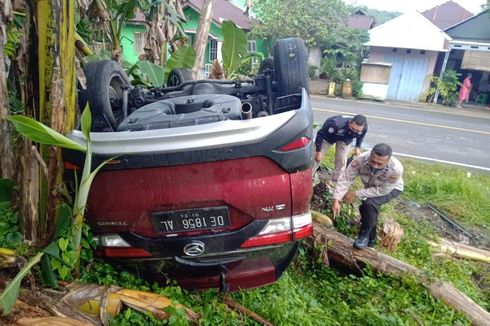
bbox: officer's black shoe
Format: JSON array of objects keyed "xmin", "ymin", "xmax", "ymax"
[
  {"xmin": 367, "ymin": 239, "xmax": 376, "ymax": 248},
  {"xmin": 353, "ymin": 236, "xmax": 369, "ymax": 249},
  {"xmin": 353, "ymin": 226, "xmax": 371, "ymax": 249}
]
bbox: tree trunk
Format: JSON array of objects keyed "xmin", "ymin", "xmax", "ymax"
[
  {"xmin": 429, "ymin": 238, "xmax": 490, "ymax": 263},
  {"xmin": 34, "ymin": 0, "xmax": 76, "ymax": 245},
  {"xmin": 192, "ymin": 0, "xmax": 214, "ymax": 79},
  {"xmin": 17, "ymin": 1, "xmax": 41, "ymax": 243},
  {"xmin": 310, "ymin": 223, "xmax": 490, "ymax": 326},
  {"xmin": 0, "ymin": 0, "xmax": 15, "ymax": 180},
  {"xmin": 145, "ymin": 1, "xmax": 186, "ymax": 65},
  {"xmin": 145, "ymin": 3, "xmax": 166, "ymax": 64}
]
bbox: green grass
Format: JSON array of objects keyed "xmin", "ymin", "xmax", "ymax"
[
  {"xmin": 76, "ymin": 156, "xmax": 489, "ymax": 324},
  {"xmin": 383, "ymin": 205, "xmax": 489, "ymax": 311},
  {"xmin": 80, "ymin": 255, "xmax": 472, "ymax": 326},
  {"xmin": 401, "ymin": 159, "xmax": 490, "ymax": 235}
]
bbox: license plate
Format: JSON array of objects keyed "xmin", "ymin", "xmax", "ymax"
[{"xmin": 151, "ymin": 206, "xmax": 230, "ymax": 233}]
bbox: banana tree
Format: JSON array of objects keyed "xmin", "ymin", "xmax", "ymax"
[
  {"xmin": 221, "ymin": 20, "xmax": 263, "ymax": 79},
  {"xmin": 84, "ymin": 0, "xmax": 187, "ymax": 65},
  {"xmin": 34, "ymin": 0, "xmax": 77, "ymax": 245},
  {"xmin": 0, "ymin": 0, "xmax": 15, "ymax": 180},
  {"xmin": 144, "ymin": 0, "xmax": 187, "ymax": 65},
  {"xmin": 0, "ymin": 107, "xmax": 111, "ymax": 315}
]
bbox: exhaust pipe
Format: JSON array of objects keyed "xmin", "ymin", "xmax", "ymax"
[{"xmin": 241, "ymin": 102, "xmax": 253, "ymax": 119}]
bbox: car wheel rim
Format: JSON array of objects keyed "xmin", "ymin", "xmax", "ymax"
[
  {"xmin": 169, "ymin": 74, "xmax": 180, "ymax": 87},
  {"xmin": 109, "ymin": 74, "xmax": 126, "ymax": 124}
]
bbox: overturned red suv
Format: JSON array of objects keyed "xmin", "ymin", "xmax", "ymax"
[{"xmin": 65, "ymin": 37, "xmax": 313, "ymax": 291}]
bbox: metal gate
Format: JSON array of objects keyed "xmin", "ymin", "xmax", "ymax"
[{"xmin": 385, "ymin": 55, "xmax": 429, "ymax": 102}]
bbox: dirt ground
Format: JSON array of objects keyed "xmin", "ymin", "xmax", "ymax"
[{"xmin": 394, "ymin": 200, "xmax": 490, "ymax": 249}]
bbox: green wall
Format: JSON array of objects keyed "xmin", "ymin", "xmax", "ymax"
[
  {"xmin": 230, "ymin": 0, "xmax": 247, "ymax": 8},
  {"xmin": 120, "ymin": 7, "xmax": 268, "ymax": 66},
  {"xmin": 121, "ymin": 23, "xmax": 147, "ymax": 65},
  {"xmin": 183, "ymin": 8, "xmax": 224, "ymax": 40}
]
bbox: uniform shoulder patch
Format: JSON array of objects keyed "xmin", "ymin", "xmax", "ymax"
[{"xmin": 351, "ymin": 159, "xmax": 360, "ymax": 168}]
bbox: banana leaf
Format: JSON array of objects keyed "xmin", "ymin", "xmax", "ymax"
[
  {"xmin": 0, "ymin": 252, "xmax": 44, "ymax": 315},
  {"xmin": 7, "ymin": 116, "xmax": 86, "ymax": 152},
  {"xmin": 134, "ymin": 60, "xmax": 166, "ymax": 87},
  {"xmin": 221, "ymin": 20, "xmax": 248, "ymax": 76},
  {"xmin": 165, "ymin": 45, "xmax": 196, "ymax": 75}
]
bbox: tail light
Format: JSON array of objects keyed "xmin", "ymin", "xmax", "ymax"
[
  {"xmin": 95, "ymin": 234, "xmax": 152, "ymax": 258},
  {"xmin": 240, "ymin": 212, "xmax": 312, "ymax": 248},
  {"xmin": 279, "ymin": 137, "xmax": 311, "ymax": 152}
]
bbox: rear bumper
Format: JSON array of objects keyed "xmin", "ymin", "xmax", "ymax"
[{"xmin": 103, "ymin": 242, "xmax": 299, "ymax": 292}]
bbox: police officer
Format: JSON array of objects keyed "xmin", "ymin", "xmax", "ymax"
[
  {"xmin": 314, "ymin": 114, "xmax": 368, "ymax": 185},
  {"xmin": 331, "ymin": 143, "xmax": 404, "ymax": 249}
]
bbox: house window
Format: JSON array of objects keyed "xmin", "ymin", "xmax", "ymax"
[
  {"xmin": 204, "ymin": 63, "xmax": 212, "ymax": 78},
  {"xmin": 248, "ymin": 40, "xmax": 258, "ymax": 64},
  {"xmin": 406, "ymin": 49, "xmax": 412, "ymax": 54},
  {"xmin": 209, "ymin": 38, "xmax": 218, "ymax": 61},
  {"xmin": 420, "ymin": 50, "xmax": 426, "ymax": 55},
  {"xmin": 248, "ymin": 40, "xmax": 257, "ymax": 53},
  {"xmin": 134, "ymin": 32, "xmax": 146, "ymax": 54},
  {"xmin": 392, "ymin": 48, "xmax": 397, "ymax": 52}
]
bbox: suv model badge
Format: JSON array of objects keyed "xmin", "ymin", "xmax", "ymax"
[{"xmin": 183, "ymin": 241, "xmax": 205, "ymax": 256}]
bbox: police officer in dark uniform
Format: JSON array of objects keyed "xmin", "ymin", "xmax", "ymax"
[{"xmin": 313, "ymin": 114, "xmax": 368, "ymax": 184}]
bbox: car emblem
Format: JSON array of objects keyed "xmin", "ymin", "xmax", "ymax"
[{"xmin": 183, "ymin": 241, "xmax": 205, "ymax": 256}]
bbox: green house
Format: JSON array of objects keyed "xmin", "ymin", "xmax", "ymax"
[
  {"xmin": 120, "ymin": 0, "xmax": 268, "ymax": 77},
  {"xmin": 120, "ymin": 10, "xmax": 147, "ymax": 66}
]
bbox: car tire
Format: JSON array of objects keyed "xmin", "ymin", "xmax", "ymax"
[
  {"xmin": 83, "ymin": 60, "xmax": 131, "ymax": 131},
  {"xmin": 273, "ymin": 38, "xmax": 309, "ymax": 96},
  {"xmin": 258, "ymin": 57, "xmax": 274, "ymax": 79},
  {"xmin": 167, "ymin": 68, "xmax": 193, "ymax": 87}
]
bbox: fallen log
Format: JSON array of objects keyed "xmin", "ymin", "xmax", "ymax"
[
  {"xmin": 429, "ymin": 238, "xmax": 490, "ymax": 263},
  {"xmin": 310, "ymin": 223, "xmax": 490, "ymax": 326}
]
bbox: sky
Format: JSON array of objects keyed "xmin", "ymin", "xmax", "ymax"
[{"xmin": 344, "ymin": 0, "xmax": 487, "ymax": 14}]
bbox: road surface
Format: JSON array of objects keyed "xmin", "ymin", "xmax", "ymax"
[{"xmin": 311, "ymin": 96, "xmax": 490, "ymax": 172}]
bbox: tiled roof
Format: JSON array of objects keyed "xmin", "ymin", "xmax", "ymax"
[
  {"xmin": 422, "ymin": 0, "xmax": 473, "ymax": 30},
  {"xmin": 185, "ymin": 0, "xmax": 251, "ymax": 30},
  {"xmin": 128, "ymin": 9, "xmax": 146, "ymax": 24},
  {"xmin": 348, "ymin": 15, "xmax": 376, "ymax": 30},
  {"xmin": 365, "ymin": 11, "xmax": 451, "ymax": 52}
]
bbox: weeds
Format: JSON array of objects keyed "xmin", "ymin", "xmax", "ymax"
[
  {"xmin": 1, "ymin": 150, "xmax": 487, "ymax": 323},
  {"xmin": 0, "ymin": 208, "xmax": 23, "ymax": 250},
  {"xmin": 402, "ymin": 159, "xmax": 490, "ymax": 235}
]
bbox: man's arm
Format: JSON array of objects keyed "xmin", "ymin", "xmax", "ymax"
[
  {"xmin": 315, "ymin": 120, "xmax": 337, "ymax": 151},
  {"xmin": 314, "ymin": 133, "xmax": 325, "ymax": 152},
  {"xmin": 333, "ymin": 159, "xmax": 359, "ymax": 201}
]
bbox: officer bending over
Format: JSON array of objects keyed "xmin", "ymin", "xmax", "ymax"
[
  {"xmin": 314, "ymin": 114, "xmax": 368, "ymax": 185},
  {"xmin": 331, "ymin": 143, "xmax": 404, "ymax": 249}
]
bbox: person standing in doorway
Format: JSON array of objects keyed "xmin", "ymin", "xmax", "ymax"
[
  {"xmin": 457, "ymin": 73, "xmax": 472, "ymax": 108},
  {"xmin": 313, "ymin": 114, "xmax": 368, "ymax": 186},
  {"xmin": 331, "ymin": 143, "xmax": 404, "ymax": 249}
]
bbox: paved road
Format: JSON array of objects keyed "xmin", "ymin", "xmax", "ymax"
[{"xmin": 310, "ymin": 96, "xmax": 490, "ymax": 172}]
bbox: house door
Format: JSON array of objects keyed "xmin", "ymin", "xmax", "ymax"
[{"xmin": 385, "ymin": 55, "xmax": 429, "ymax": 102}]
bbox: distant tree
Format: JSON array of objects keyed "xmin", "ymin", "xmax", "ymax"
[
  {"xmin": 348, "ymin": 5, "xmax": 401, "ymax": 25},
  {"xmin": 365, "ymin": 8, "xmax": 401, "ymax": 25},
  {"xmin": 251, "ymin": 0, "xmax": 350, "ymax": 48}
]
